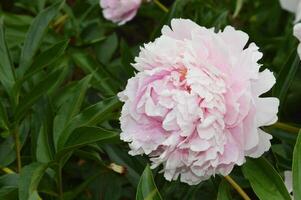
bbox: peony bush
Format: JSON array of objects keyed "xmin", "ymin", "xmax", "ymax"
[{"xmin": 0, "ymin": 0, "xmax": 300, "ymax": 200}]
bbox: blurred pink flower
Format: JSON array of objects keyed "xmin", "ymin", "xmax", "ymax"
[
  {"xmin": 279, "ymin": 0, "xmax": 301, "ymax": 23},
  {"xmin": 118, "ymin": 19, "xmax": 279, "ymax": 185},
  {"xmin": 100, "ymin": 0, "xmax": 142, "ymax": 25},
  {"xmin": 284, "ymin": 171, "xmax": 294, "ymax": 199},
  {"xmin": 294, "ymin": 23, "xmax": 301, "ymax": 58}
]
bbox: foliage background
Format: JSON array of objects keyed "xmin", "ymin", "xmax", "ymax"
[{"xmin": 0, "ymin": 0, "xmax": 300, "ymax": 199}]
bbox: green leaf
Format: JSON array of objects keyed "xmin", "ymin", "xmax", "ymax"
[
  {"xmin": 19, "ymin": 162, "xmax": 48, "ymax": 200},
  {"xmin": 0, "ymin": 137, "xmax": 16, "ymax": 166},
  {"xmin": 15, "ymin": 69, "xmax": 64, "ymax": 122},
  {"xmin": 36, "ymin": 124, "xmax": 53, "ymax": 163},
  {"xmin": 0, "ymin": 12, "xmax": 33, "ymax": 27},
  {"xmin": 120, "ymin": 40, "xmax": 135, "ymax": 78},
  {"xmin": 56, "ymin": 96, "xmax": 121, "ymax": 151},
  {"xmin": 18, "ymin": 1, "xmax": 64, "ymax": 76},
  {"xmin": 96, "ymin": 33, "xmax": 118, "ymax": 65},
  {"xmin": 0, "ymin": 19, "xmax": 16, "ymax": 101},
  {"xmin": 233, "ymin": 0, "xmax": 244, "ymax": 18},
  {"xmin": 293, "ymin": 129, "xmax": 301, "ymax": 199},
  {"xmin": 71, "ymin": 50, "xmax": 117, "ymax": 96},
  {"xmin": 0, "ymin": 100, "xmax": 9, "ymax": 130},
  {"xmin": 56, "ymin": 126, "xmax": 118, "ymax": 159},
  {"xmin": 273, "ymin": 54, "xmax": 300, "ymax": 110},
  {"xmin": 242, "ymin": 158, "xmax": 291, "ymax": 200},
  {"xmin": 24, "ymin": 39, "xmax": 69, "ymax": 78},
  {"xmin": 28, "ymin": 191, "xmax": 41, "ymax": 200},
  {"xmin": 53, "ymin": 75, "xmax": 92, "ymax": 148},
  {"xmin": 136, "ymin": 165, "xmax": 162, "ymax": 200},
  {"xmin": 0, "ymin": 174, "xmax": 19, "ymax": 200},
  {"xmin": 63, "ymin": 170, "xmax": 104, "ymax": 200},
  {"xmin": 0, "ymin": 118, "xmax": 29, "ymax": 166},
  {"xmin": 217, "ymin": 179, "xmax": 231, "ymax": 200}
]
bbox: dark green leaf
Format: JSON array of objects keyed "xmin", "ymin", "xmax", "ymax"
[
  {"xmin": 56, "ymin": 126, "xmax": 118, "ymax": 159},
  {"xmin": 0, "ymin": 137, "xmax": 17, "ymax": 166},
  {"xmin": 0, "ymin": 100, "xmax": 9, "ymax": 130},
  {"xmin": 273, "ymin": 54, "xmax": 300, "ymax": 110},
  {"xmin": 56, "ymin": 96, "xmax": 121, "ymax": 151},
  {"xmin": 0, "ymin": 173, "xmax": 19, "ymax": 200},
  {"xmin": 0, "ymin": 12, "xmax": 33, "ymax": 27},
  {"xmin": 217, "ymin": 179, "xmax": 231, "ymax": 200},
  {"xmin": 242, "ymin": 158, "xmax": 291, "ymax": 200},
  {"xmin": 136, "ymin": 165, "xmax": 162, "ymax": 200},
  {"xmin": 63, "ymin": 170, "xmax": 104, "ymax": 200},
  {"xmin": 24, "ymin": 39, "xmax": 69, "ymax": 78},
  {"xmin": 71, "ymin": 50, "xmax": 117, "ymax": 96},
  {"xmin": 19, "ymin": 162, "xmax": 48, "ymax": 200},
  {"xmin": 15, "ymin": 69, "xmax": 64, "ymax": 122},
  {"xmin": 0, "ymin": 19, "xmax": 16, "ymax": 101},
  {"xmin": 120, "ymin": 40, "xmax": 135, "ymax": 78},
  {"xmin": 36, "ymin": 124, "xmax": 53, "ymax": 163},
  {"xmin": 53, "ymin": 75, "xmax": 92, "ymax": 147},
  {"xmin": 96, "ymin": 33, "xmax": 118, "ymax": 64},
  {"xmin": 18, "ymin": 1, "xmax": 64, "ymax": 76},
  {"xmin": 293, "ymin": 129, "xmax": 301, "ymax": 199}
]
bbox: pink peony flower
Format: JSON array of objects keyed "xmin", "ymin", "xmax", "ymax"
[
  {"xmin": 279, "ymin": 0, "xmax": 301, "ymax": 23},
  {"xmin": 294, "ymin": 23, "xmax": 301, "ymax": 58},
  {"xmin": 100, "ymin": 0, "xmax": 142, "ymax": 25},
  {"xmin": 118, "ymin": 19, "xmax": 279, "ymax": 185}
]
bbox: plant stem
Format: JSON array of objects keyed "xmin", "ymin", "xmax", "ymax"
[
  {"xmin": 12, "ymin": 128, "xmax": 21, "ymax": 172},
  {"xmin": 154, "ymin": 0, "xmax": 169, "ymax": 13},
  {"xmin": 224, "ymin": 175, "xmax": 251, "ymax": 200},
  {"xmin": 272, "ymin": 122, "xmax": 300, "ymax": 134}
]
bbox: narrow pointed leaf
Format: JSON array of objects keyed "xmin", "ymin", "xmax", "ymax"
[
  {"xmin": 15, "ymin": 69, "xmax": 64, "ymax": 121},
  {"xmin": 242, "ymin": 158, "xmax": 291, "ymax": 200},
  {"xmin": 24, "ymin": 39, "xmax": 69, "ymax": 78},
  {"xmin": 71, "ymin": 51, "xmax": 117, "ymax": 96},
  {"xmin": 18, "ymin": 1, "xmax": 64, "ymax": 76},
  {"xmin": 19, "ymin": 162, "xmax": 48, "ymax": 200},
  {"xmin": 0, "ymin": 100, "xmax": 9, "ymax": 130},
  {"xmin": 293, "ymin": 129, "xmax": 301, "ymax": 199},
  {"xmin": 136, "ymin": 165, "xmax": 162, "ymax": 200},
  {"xmin": 56, "ymin": 126, "xmax": 118, "ymax": 159},
  {"xmin": 0, "ymin": 19, "xmax": 16, "ymax": 99},
  {"xmin": 217, "ymin": 179, "xmax": 231, "ymax": 200},
  {"xmin": 56, "ymin": 96, "xmax": 121, "ymax": 151},
  {"xmin": 273, "ymin": 54, "xmax": 300, "ymax": 110},
  {"xmin": 53, "ymin": 75, "xmax": 92, "ymax": 147}
]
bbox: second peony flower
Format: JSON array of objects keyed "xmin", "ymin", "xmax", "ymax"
[
  {"xmin": 100, "ymin": 0, "xmax": 142, "ymax": 25},
  {"xmin": 118, "ymin": 19, "xmax": 280, "ymax": 185}
]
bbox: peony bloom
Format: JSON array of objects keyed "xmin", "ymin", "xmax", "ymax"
[
  {"xmin": 118, "ymin": 19, "xmax": 279, "ymax": 185},
  {"xmin": 294, "ymin": 23, "xmax": 301, "ymax": 58},
  {"xmin": 284, "ymin": 171, "xmax": 294, "ymax": 199},
  {"xmin": 279, "ymin": 0, "xmax": 301, "ymax": 23},
  {"xmin": 100, "ymin": 0, "xmax": 142, "ymax": 25}
]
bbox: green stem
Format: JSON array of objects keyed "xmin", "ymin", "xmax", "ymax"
[
  {"xmin": 272, "ymin": 122, "xmax": 300, "ymax": 134},
  {"xmin": 154, "ymin": 0, "xmax": 169, "ymax": 13},
  {"xmin": 224, "ymin": 176, "xmax": 251, "ymax": 200},
  {"xmin": 12, "ymin": 128, "xmax": 21, "ymax": 172}
]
